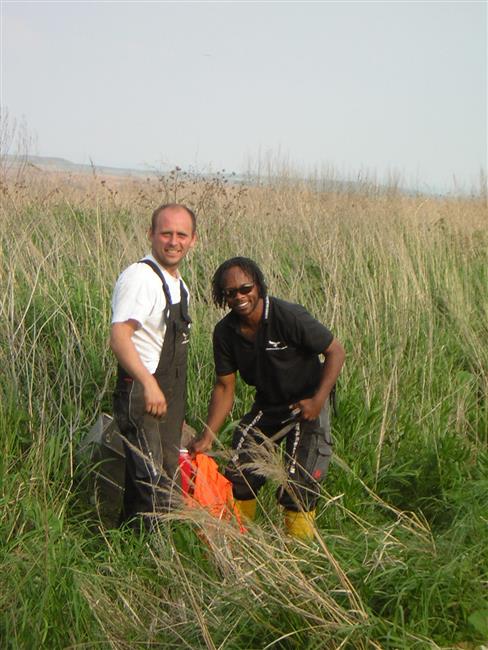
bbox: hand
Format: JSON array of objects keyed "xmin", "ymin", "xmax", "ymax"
[
  {"xmin": 187, "ymin": 432, "xmax": 214, "ymax": 457},
  {"xmin": 143, "ymin": 378, "xmax": 167, "ymax": 418},
  {"xmin": 290, "ymin": 395, "xmax": 324, "ymax": 421}
]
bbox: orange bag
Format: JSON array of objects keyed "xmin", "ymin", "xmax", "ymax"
[{"xmin": 179, "ymin": 451, "xmax": 244, "ymax": 532}]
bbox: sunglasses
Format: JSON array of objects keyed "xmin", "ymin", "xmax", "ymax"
[{"xmin": 223, "ymin": 283, "xmax": 255, "ymax": 300}]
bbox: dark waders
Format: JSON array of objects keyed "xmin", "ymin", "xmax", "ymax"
[{"xmin": 113, "ymin": 260, "xmax": 190, "ymax": 531}]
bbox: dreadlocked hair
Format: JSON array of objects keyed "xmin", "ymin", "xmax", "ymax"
[{"xmin": 212, "ymin": 257, "xmax": 268, "ymax": 308}]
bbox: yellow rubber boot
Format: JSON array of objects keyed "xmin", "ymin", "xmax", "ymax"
[
  {"xmin": 234, "ymin": 498, "xmax": 257, "ymax": 522},
  {"xmin": 284, "ymin": 509, "xmax": 316, "ymax": 541}
]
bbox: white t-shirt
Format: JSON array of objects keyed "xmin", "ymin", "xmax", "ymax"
[{"xmin": 111, "ymin": 254, "xmax": 190, "ymax": 373}]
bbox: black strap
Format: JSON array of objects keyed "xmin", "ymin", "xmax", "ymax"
[
  {"xmin": 179, "ymin": 282, "xmax": 192, "ymax": 324},
  {"xmin": 138, "ymin": 259, "xmax": 171, "ymax": 301},
  {"xmin": 138, "ymin": 259, "xmax": 191, "ymax": 324}
]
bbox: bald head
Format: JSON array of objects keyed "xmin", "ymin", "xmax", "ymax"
[{"xmin": 151, "ymin": 203, "xmax": 196, "ymax": 235}]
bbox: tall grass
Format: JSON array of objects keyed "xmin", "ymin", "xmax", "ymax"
[{"xmin": 0, "ymin": 166, "xmax": 487, "ymax": 648}]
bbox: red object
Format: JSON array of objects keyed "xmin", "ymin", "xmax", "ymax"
[
  {"xmin": 179, "ymin": 449, "xmax": 195, "ymax": 496},
  {"xmin": 178, "ymin": 450, "xmax": 244, "ymax": 532}
]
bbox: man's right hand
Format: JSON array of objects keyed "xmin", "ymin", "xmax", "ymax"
[
  {"xmin": 111, "ymin": 321, "xmax": 168, "ymax": 418},
  {"xmin": 188, "ymin": 431, "xmax": 214, "ymax": 456},
  {"xmin": 143, "ymin": 377, "xmax": 167, "ymax": 418}
]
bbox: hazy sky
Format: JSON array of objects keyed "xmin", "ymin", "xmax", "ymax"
[{"xmin": 2, "ymin": 1, "xmax": 486, "ymax": 192}]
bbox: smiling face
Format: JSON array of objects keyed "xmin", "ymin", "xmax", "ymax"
[
  {"xmin": 149, "ymin": 207, "xmax": 196, "ymax": 275},
  {"xmin": 222, "ymin": 266, "xmax": 263, "ymax": 322}
]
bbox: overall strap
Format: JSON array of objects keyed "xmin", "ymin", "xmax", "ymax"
[
  {"xmin": 179, "ymin": 280, "xmax": 192, "ymax": 324},
  {"xmin": 138, "ymin": 259, "xmax": 191, "ymax": 325},
  {"xmin": 138, "ymin": 259, "xmax": 172, "ymax": 321}
]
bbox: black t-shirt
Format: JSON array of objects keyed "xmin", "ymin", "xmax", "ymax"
[{"xmin": 213, "ymin": 296, "xmax": 334, "ymax": 408}]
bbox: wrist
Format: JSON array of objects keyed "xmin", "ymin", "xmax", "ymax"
[
  {"xmin": 141, "ymin": 373, "xmax": 158, "ymax": 388},
  {"xmin": 201, "ymin": 428, "xmax": 216, "ymax": 441},
  {"xmin": 312, "ymin": 391, "xmax": 327, "ymax": 407}
]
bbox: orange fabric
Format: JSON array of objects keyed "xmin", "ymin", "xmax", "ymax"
[{"xmin": 182, "ymin": 453, "xmax": 244, "ymax": 532}]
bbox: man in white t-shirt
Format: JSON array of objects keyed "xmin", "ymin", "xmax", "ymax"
[{"xmin": 110, "ymin": 203, "xmax": 196, "ymax": 531}]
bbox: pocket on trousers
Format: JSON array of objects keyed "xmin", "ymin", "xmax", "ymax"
[{"xmin": 306, "ymin": 434, "xmax": 333, "ymax": 483}]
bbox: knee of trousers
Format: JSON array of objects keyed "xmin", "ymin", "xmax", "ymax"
[
  {"xmin": 122, "ymin": 434, "xmax": 181, "ymax": 515},
  {"xmin": 224, "ymin": 462, "xmax": 266, "ymax": 501}
]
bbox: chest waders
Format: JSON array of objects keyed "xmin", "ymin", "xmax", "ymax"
[{"xmin": 113, "ymin": 260, "xmax": 191, "ymax": 531}]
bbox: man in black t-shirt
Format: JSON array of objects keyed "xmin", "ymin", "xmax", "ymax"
[{"xmin": 190, "ymin": 257, "xmax": 345, "ymax": 540}]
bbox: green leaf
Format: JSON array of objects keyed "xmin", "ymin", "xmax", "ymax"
[{"xmin": 468, "ymin": 609, "xmax": 488, "ymax": 637}]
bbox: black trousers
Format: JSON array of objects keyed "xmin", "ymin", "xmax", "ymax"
[
  {"xmin": 225, "ymin": 401, "xmax": 333, "ymax": 512},
  {"xmin": 113, "ymin": 379, "xmax": 184, "ymax": 530}
]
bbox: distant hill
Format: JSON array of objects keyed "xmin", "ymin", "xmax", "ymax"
[
  {"xmin": 4, "ymin": 154, "xmax": 432, "ymax": 196},
  {"xmin": 5, "ymin": 154, "xmax": 155, "ymax": 177}
]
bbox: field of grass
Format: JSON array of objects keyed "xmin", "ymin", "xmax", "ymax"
[{"xmin": 0, "ymin": 166, "xmax": 487, "ymax": 648}]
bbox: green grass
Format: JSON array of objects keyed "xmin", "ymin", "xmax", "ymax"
[{"xmin": 0, "ymin": 168, "xmax": 487, "ymax": 648}]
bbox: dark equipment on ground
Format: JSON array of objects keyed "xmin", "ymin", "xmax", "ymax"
[{"xmin": 77, "ymin": 414, "xmax": 195, "ymax": 527}]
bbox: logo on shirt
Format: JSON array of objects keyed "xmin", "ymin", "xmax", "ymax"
[
  {"xmin": 182, "ymin": 332, "xmax": 190, "ymax": 345},
  {"xmin": 265, "ymin": 339, "xmax": 288, "ymax": 351}
]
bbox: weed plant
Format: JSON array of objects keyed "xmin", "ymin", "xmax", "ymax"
[{"xmin": 0, "ymin": 166, "xmax": 487, "ymax": 648}]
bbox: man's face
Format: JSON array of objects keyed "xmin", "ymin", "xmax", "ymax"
[
  {"xmin": 149, "ymin": 208, "xmax": 196, "ymax": 274},
  {"xmin": 222, "ymin": 266, "xmax": 261, "ymax": 319}
]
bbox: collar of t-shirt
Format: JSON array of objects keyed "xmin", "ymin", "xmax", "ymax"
[
  {"xmin": 227, "ymin": 295, "xmax": 270, "ymax": 335},
  {"xmin": 142, "ymin": 253, "xmax": 184, "ymax": 304}
]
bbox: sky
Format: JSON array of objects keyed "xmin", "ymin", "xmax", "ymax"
[{"xmin": 1, "ymin": 0, "xmax": 486, "ymax": 193}]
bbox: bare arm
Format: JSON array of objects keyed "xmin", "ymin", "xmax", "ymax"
[
  {"xmin": 291, "ymin": 337, "xmax": 345, "ymax": 421},
  {"xmin": 110, "ymin": 320, "xmax": 167, "ymax": 417},
  {"xmin": 189, "ymin": 372, "xmax": 236, "ymax": 454}
]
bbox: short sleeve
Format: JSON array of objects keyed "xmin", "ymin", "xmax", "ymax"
[
  {"xmin": 111, "ymin": 264, "xmax": 163, "ymax": 325},
  {"xmin": 290, "ymin": 305, "xmax": 334, "ymax": 353},
  {"xmin": 213, "ymin": 322, "xmax": 237, "ymax": 376}
]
